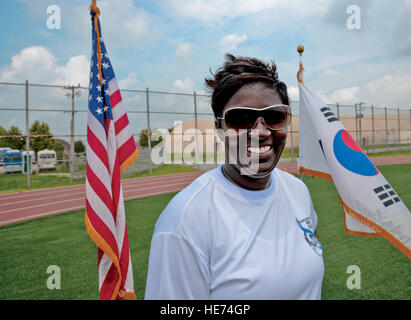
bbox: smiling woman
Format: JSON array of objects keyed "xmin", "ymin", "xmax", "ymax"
[{"xmin": 144, "ymin": 54, "xmax": 324, "ymax": 300}]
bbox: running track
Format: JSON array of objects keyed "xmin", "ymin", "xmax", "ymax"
[{"xmin": 0, "ymin": 156, "xmax": 410, "ymax": 227}]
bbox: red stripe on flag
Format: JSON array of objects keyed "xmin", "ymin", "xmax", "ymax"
[
  {"xmin": 86, "ymin": 200, "xmax": 119, "ymax": 258},
  {"xmin": 105, "ymin": 118, "xmax": 110, "ymax": 138},
  {"xmin": 119, "ymin": 227, "xmax": 131, "ymax": 288},
  {"xmin": 111, "ymin": 157, "xmax": 121, "ymax": 222},
  {"xmin": 99, "ymin": 263, "xmax": 120, "ymax": 300},
  {"xmin": 98, "ymin": 247, "xmax": 104, "ymax": 266},
  {"xmin": 87, "ymin": 163, "xmax": 115, "ymax": 217},
  {"xmin": 114, "ymin": 113, "xmax": 129, "ymax": 135},
  {"xmin": 110, "ymin": 90, "xmax": 122, "ymax": 108},
  {"xmin": 87, "ymin": 126, "xmax": 110, "ymax": 171},
  {"xmin": 117, "ymin": 137, "xmax": 136, "ymax": 166}
]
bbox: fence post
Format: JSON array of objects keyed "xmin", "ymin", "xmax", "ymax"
[
  {"xmin": 359, "ymin": 103, "xmax": 363, "ymax": 146},
  {"xmin": 193, "ymin": 91, "xmax": 199, "ymax": 169},
  {"xmin": 70, "ymin": 86, "xmax": 75, "ymax": 184},
  {"xmin": 146, "ymin": 88, "xmax": 152, "ymax": 176},
  {"xmin": 354, "ymin": 103, "xmax": 358, "ymax": 144},
  {"xmin": 290, "ymin": 115, "xmax": 295, "ymax": 163},
  {"xmin": 384, "ymin": 106, "xmax": 388, "ymax": 151},
  {"xmin": 371, "ymin": 105, "xmax": 375, "ymax": 153},
  {"xmin": 397, "ymin": 107, "xmax": 401, "ymax": 148},
  {"xmin": 25, "ymin": 80, "xmax": 30, "ymax": 189},
  {"xmin": 336, "ymin": 102, "xmax": 340, "ymax": 120}
]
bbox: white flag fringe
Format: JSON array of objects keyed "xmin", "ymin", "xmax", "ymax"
[{"xmin": 298, "ymin": 81, "xmax": 411, "ymax": 259}]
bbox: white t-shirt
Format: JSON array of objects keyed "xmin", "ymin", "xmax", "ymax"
[{"xmin": 145, "ymin": 165, "xmax": 324, "ymax": 300}]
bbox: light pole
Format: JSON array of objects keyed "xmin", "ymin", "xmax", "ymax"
[
  {"xmin": 357, "ymin": 102, "xmax": 364, "ymax": 146},
  {"xmin": 64, "ymin": 84, "xmax": 81, "ymax": 184}
]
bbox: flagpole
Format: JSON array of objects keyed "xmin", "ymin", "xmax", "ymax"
[
  {"xmin": 90, "ymin": 0, "xmax": 103, "ymax": 87},
  {"xmin": 297, "ymin": 45, "xmax": 304, "ymax": 84},
  {"xmin": 297, "ymin": 45, "xmax": 304, "ymax": 180}
]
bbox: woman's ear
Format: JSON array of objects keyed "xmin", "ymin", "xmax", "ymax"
[{"xmin": 214, "ymin": 118, "xmax": 220, "ymax": 130}]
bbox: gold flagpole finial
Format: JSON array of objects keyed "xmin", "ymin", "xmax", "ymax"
[
  {"xmin": 297, "ymin": 45, "xmax": 304, "ymax": 83},
  {"xmin": 90, "ymin": 0, "xmax": 100, "ymax": 15}
]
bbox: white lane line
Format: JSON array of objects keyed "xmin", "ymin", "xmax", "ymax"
[
  {"xmin": 0, "ymin": 191, "xmax": 86, "ymax": 208},
  {"xmin": 0, "ymin": 205, "xmax": 85, "ymax": 226}
]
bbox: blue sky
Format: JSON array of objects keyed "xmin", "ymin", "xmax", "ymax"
[{"xmin": 0, "ymin": 0, "xmax": 410, "ymax": 135}]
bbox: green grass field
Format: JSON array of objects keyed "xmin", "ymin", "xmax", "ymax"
[{"xmin": 0, "ymin": 163, "xmax": 410, "ymax": 300}]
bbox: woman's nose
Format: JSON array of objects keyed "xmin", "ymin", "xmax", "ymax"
[{"xmin": 249, "ymin": 117, "xmax": 271, "ymax": 138}]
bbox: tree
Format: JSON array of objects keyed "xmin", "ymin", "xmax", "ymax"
[
  {"xmin": 5, "ymin": 126, "xmax": 25, "ymax": 150},
  {"xmin": 139, "ymin": 128, "xmax": 163, "ymax": 148},
  {"xmin": 29, "ymin": 120, "xmax": 56, "ymax": 154},
  {"xmin": 53, "ymin": 142, "xmax": 65, "ymax": 160},
  {"xmin": 139, "ymin": 129, "xmax": 149, "ymax": 147},
  {"xmin": 0, "ymin": 126, "xmax": 8, "ymax": 148},
  {"xmin": 74, "ymin": 140, "xmax": 86, "ymax": 154}
]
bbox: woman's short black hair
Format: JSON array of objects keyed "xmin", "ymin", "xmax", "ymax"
[{"xmin": 205, "ymin": 53, "xmax": 290, "ymax": 118}]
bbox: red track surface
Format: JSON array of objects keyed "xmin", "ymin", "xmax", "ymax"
[{"xmin": 0, "ymin": 156, "xmax": 410, "ymax": 227}]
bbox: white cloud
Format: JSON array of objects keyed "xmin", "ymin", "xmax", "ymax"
[
  {"xmin": 252, "ymin": 84, "xmax": 358, "ymax": 105},
  {"xmin": 326, "ymin": 86, "xmax": 360, "ymax": 104},
  {"xmin": 173, "ymin": 78, "xmax": 194, "ymax": 92},
  {"xmin": 0, "ymin": 46, "xmax": 90, "ymax": 131},
  {"xmin": 0, "ymin": 46, "xmax": 55, "ymax": 82},
  {"xmin": 287, "ymin": 86, "xmax": 299, "ymax": 101},
  {"xmin": 219, "ymin": 34, "xmax": 247, "ymax": 53},
  {"xmin": 0, "ymin": 46, "xmax": 88, "ymax": 87},
  {"xmin": 291, "ymin": 85, "xmax": 359, "ymax": 105},
  {"xmin": 55, "ymin": 55, "xmax": 89, "ymax": 87},
  {"xmin": 365, "ymin": 68, "xmax": 411, "ymax": 106},
  {"xmin": 119, "ymin": 72, "xmax": 138, "ymax": 89},
  {"xmin": 175, "ymin": 42, "xmax": 193, "ymax": 61}
]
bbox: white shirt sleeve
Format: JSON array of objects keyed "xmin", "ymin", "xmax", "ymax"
[{"xmin": 144, "ymin": 232, "xmax": 210, "ymax": 300}]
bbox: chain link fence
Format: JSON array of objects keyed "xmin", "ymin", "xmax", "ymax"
[{"xmin": 0, "ymin": 81, "xmax": 410, "ymax": 187}]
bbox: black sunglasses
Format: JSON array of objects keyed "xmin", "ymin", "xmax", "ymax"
[{"xmin": 217, "ymin": 105, "xmax": 291, "ymax": 131}]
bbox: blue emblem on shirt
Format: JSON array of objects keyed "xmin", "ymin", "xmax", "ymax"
[{"xmin": 296, "ymin": 218, "xmax": 323, "ymax": 256}]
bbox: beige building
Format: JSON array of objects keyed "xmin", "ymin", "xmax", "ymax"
[
  {"xmin": 164, "ymin": 118, "xmax": 224, "ymax": 156},
  {"xmin": 164, "ymin": 113, "xmax": 411, "ymax": 155}
]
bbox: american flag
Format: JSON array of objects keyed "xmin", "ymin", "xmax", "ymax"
[{"xmin": 85, "ymin": 8, "xmax": 138, "ymax": 300}]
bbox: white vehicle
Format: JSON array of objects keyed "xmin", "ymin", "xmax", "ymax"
[{"xmin": 38, "ymin": 149, "xmax": 57, "ymax": 170}]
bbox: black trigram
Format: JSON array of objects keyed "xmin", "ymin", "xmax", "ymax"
[
  {"xmin": 320, "ymin": 106, "xmax": 338, "ymax": 123},
  {"xmin": 373, "ymin": 184, "xmax": 400, "ymax": 207}
]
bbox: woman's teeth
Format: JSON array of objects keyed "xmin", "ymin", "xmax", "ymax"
[{"xmin": 247, "ymin": 145, "xmax": 271, "ymax": 154}]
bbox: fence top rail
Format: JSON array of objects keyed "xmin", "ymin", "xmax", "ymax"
[
  {"xmin": 0, "ymin": 81, "xmax": 410, "ymax": 110},
  {"xmin": 0, "ymin": 81, "xmax": 26, "ymax": 86},
  {"xmin": 0, "ymin": 81, "xmax": 212, "ymax": 96}
]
